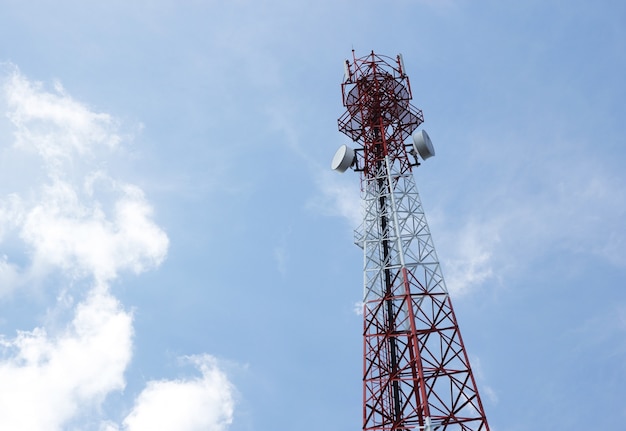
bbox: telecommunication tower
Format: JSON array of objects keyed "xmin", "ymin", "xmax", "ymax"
[{"xmin": 331, "ymin": 51, "xmax": 490, "ymax": 431}]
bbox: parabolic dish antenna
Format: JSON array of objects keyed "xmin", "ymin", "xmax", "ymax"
[
  {"xmin": 331, "ymin": 144, "xmax": 356, "ymax": 172},
  {"xmin": 412, "ymin": 129, "xmax": 435, "ymax": 160}
]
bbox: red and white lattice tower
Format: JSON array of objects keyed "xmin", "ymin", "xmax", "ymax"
[{"xmin": 331, "ymin": 51, "xmax": 490, "ymax": 431}]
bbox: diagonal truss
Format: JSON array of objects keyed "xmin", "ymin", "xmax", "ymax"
[{"xmin": 339, "ymin": 51, "xmax": 490, "ymax": 431}]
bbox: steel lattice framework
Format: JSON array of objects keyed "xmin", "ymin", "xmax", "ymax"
[{"xmin": 337, "ymin": 51, "xmax": 490, "ymax": 431}]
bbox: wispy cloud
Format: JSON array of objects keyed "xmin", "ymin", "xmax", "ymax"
[
  {"xmin": 274, "ymin": 245, "xmax": 288, "ymax": 276},
  {"xmin": 437, "ymin": 219, "xmax": 499, "ymax": 296},
  {"xmin": 322, "ymin": 127, "xmax": 626, "ymax": 297},
  {"xmin": 308, "ymin": 170, "xmax": 362, "ymax": 228},
  {"xmin": 4, "ymin": 71, "xmax": 120, "ymax": 175}
]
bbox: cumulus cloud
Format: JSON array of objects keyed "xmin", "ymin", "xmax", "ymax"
[
  {"xmin": 0, "ymin": 68, "xmax": 236, "ymax": 431},
  {"xmin": 121, "ymin": 355, "xmax": 235, "ymax": 431},
  {"xmin": 0, "ymin": 289, "xmax": 133, "ymax": 430},
  {"xmin": 0, "ymin": 66, "xmax": 160, "ymax": 429},
  {"xmin": 0, "ymin": 67, "xmax": 169, "ymax": 286},
  {"xmin": 0, "ymin": 68, "xmax": 169, "ymax": 285},
  {"xmin": 20, "ymin": 176, "xmax": 168, "ymax": 283}
]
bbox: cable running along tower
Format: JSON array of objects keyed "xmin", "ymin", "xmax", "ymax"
[{"xmin": 331, "ymin": 51, "xmax": 490, "ymax": 431}]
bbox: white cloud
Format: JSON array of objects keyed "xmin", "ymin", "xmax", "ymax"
[
  {"xmin": 122, "ymin": 355, "xmax": 235, "ymax": 431},
  {"xmin": 353, "ymin": 301, "xmax": 364, "ymax": 316},
  {"xmin": 572, "ymin": 302, "xmax": 626, "ymax": 351},
  {"xmin": 0, "ymin": 66, "xmax": 169, "ymax": 288},
  {"xmin": 274, "ymin": 245, "xmax": 288, "ymax": 276},
  {"xmin": 0, "ymin": 288, "xmax": 133, "ymax": 431},
  {"xmin": 441, "ymin": 140, "xmax": 626, "ymax": 290},
  {"xmin": 308, "ymin": 170, "xmax": 362, "ymax": 227},
  {"xmin": 3, "ymin": 70, "xmax": 120, "ymax": 174},
  {"xmin": 100, "ymin": 421, "xmax": 122, "ymax": 431},
  {"xmin": 466, "ymin": 355, "xmax": 498, "ymax": 407},
  {"xmin": 0, "ymin": 68, "xmax": 171, "ymax": 428},
  {"xmin": 436, "ymin": 219, "xmax": 499, "ymax": 296},
  {"xmin": 482, "ymin": 385, "xmax": 499, "ymax": 405},
  {"xmin": 20, "ymin": 176, "xmax": 169, "ymax": 283},
  {"xmin": 0, "ymin": 66, "xmax": 237, "ymax": 431}
]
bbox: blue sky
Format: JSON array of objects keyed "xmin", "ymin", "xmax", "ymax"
[{"xmin": 0, "ymin": 1, "xmax": 625, "ymax": 430}]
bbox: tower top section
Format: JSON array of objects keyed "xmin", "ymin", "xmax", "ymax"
[
  {"xmin": 335, "ymin": 51, "xmax": 431, "ymax": 177},
  {"xmin": 338, "ymin": 51, "xmax": 424, "ymax": 146}
]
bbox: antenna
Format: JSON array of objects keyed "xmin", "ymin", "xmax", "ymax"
[
  {"xmin": 412, "ymin": 129, "xmax": 435, "ymax": 160},
  {"xmin": 398, "ymin": 53, "xmax": 406, "ymax": 76},
  {"xmin": 331, "ymin": 144, "xmax": 356, "ymax": 172},
  {"xmin": 343, "ymin": 60, "xmax": 351, "ymax": 82}
]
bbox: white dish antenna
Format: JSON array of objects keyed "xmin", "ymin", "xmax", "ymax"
[
  {"xmin": 331, "ymin": 144, "xmax": 356, "ymax": 172},
  {"xmin": 412, "ymin": 130, "xmax": 435, "ymax": 160}
]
